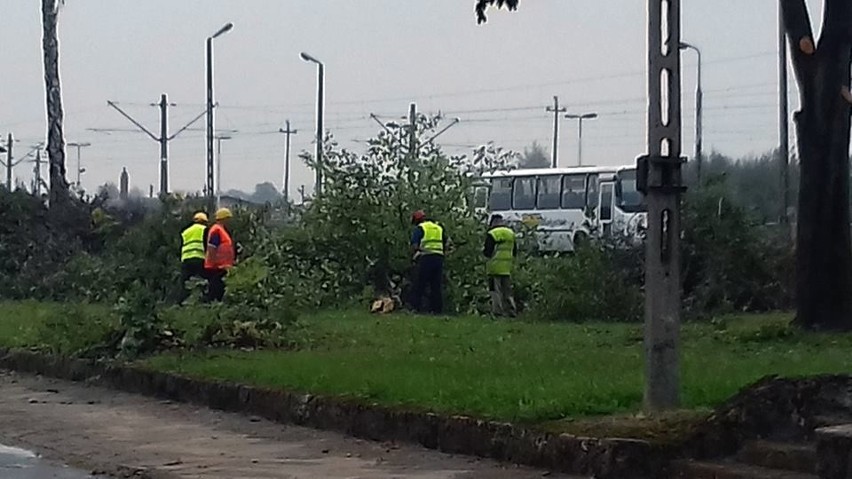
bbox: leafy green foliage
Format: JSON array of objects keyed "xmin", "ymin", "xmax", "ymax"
[
  {"xmin": 526, "ymin": 245, "xmax": 644, "ymax": 322},
  {"xmin": 245, "ymin": 117, "xmax": 516, "ymax": 314},
  {"xmin": 475, "ymin": 0, "xmax": 520, "ymax": 23},
  {"xmin": 682, "ymin": 179, "xmax": 794, "ymax": 316}
]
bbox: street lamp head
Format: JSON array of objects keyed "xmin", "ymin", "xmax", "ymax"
[
  {"xmin": 565, "ymin": 113, "xmax": 598, "ymax": 120},
  {"xmin": 212, "ymin": 22, "xmax": 234, "ymax": 39},
  {"xmin": 300, "ymin": 52, "xmax": 321, "ymax": 65},
  {"xmin": 679, "ymin": 41, "xmax": 698, "ymax": 52}
]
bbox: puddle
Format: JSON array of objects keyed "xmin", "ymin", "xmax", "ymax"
[{"xmin": 0, "ymin": 443, "xmax": 101, "ymax": 478}]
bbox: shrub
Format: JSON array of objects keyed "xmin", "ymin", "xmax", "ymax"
[{"xmin": 526, "ymin": 245, "xmax": 643, "ymax": 323}]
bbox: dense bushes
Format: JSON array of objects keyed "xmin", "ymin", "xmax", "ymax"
[
  {"xmin": 0, "ymin": 120, "xmax": 796, "ymax": 334},
  {"xmin": 682, "ymin": 180, "xmax": 794, "ymax": 315}
]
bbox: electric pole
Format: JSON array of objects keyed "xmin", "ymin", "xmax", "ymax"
[
  {"xmin": 3, "ymin": 133, "xmax": 12, "ymax": 190},
  {"xmin": 408, "ymin": 103, "xmax": 417, "ymax": 163},
  {"xmin": 32, "ymin": 149, "xmax": 44, "ymax": 195},
  {"xmin": 159, "ymin": 94, "xmax": 169, "ymax": 194},
  {"xmin": 637, "ymin": 0, "xmax": 685, "ymax": 411},
  {"xmin": 546, "ymin": 96, "xmax": 567, "ymax": 168},
  {"xmin": 120, "ymin": 167, "xmax": 129, "ymax": 200},
  {"xmin": 106, "ymin": 96, "xmax": 205, "ymax": 196},
  {"xmin": 2, "ymin": 138, "xmax": 41, "ymax": 191},
  {"xmin": 778, "ymin": 1, "xmax": 790, "ymax": 229},
  {"xmin": 279, "ymin": 120, "xmax": 298, "ymax": 204},
  {"xmin": 215, "ymin": 134, "xmax": 232, "ymax": 209}
]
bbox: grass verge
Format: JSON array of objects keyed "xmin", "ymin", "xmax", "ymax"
[{"xmin": 2, "ymin": 302, "xmax": 852, "ymax": 436}]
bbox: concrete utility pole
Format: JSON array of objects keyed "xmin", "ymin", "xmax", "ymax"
[
  {"xmin": 0, "ymin": 141, "xmax": 6, "ymax": 189},
  {"xmin": 408, "ymin": 103, "xmax": 417, "ymax": 163},
  {"xmin": 3, "ymin": 139, "xmax": 41, "ymax": 191},
  {"xmin": 158, "ymin": 94, "xmax": 169, "ymax": 194},
  {"xmin": 636, "ymin": 0, "xmax": 685, "ymax": 411},
  {"xmin": 778, "ymin": 1, "xmax": 790, "ymax": 227},
  {"xmin": 565, "ymin": 112, "xmax": 598, "ymax": 167},
  {"xmin": 215, "ymin": 135, "xmax": 232, "ymax": 209},
  {"xmin": 2, "ymin": 133, "xmax": 12, "ymax": 190},
  {"xmin": 120, "ymin": 167, "xmax": 129, "ymax": 200},
  {"xmin": 546, "ymin": 96, "xmax": 567, "ymax": 168},
  {"xmin": 32, "ymin": 149, "xmax": 44, "ymax": 195},
  {"xmin": 279, "ymin": 120, "xmax": 297, "ymax": 203},
  {"xmin": 67, "ymin": 141, "xmax": 91, "ymax": 190},
  {"xmin": 107, "ymin": 96, "xmax": 205, "ymax": 196}
]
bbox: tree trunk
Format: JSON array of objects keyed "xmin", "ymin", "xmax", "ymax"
[
  {"xmin": 784, "ymin": 0, "xmax": 852, "ymax": 330},
  {"xmin": 41, "ymin": 0, "xmax": 68, "ymax": 205}
]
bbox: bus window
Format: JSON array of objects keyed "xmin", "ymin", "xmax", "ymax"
[
  {"xmin": 616, "ymin": 169, "xmax": 646, "ymax": 212},
  {"xmin": 537, "ymin": 176, "xmax": 561, "ymax": 210},
  {"xmin": 586, "ymin": 174, "xmax": 599, "ymax": 209},
  {"xmin": 513, "ymin": 177, "xmax": 537, "ymax": 210},
  {"xmin": 473, "ymin": 185, "xmax": 489, "ymax": 210},
  {"xmin": 489, "ymin": 179, "xmax": 512, "ymax": 211},
  {"xmin": 600, "ymin": 183, "xmax": 614, "ymax": 221},
  {"xmin": 561, "ymin": 174, "xmax": 586, "ymax": 209}
]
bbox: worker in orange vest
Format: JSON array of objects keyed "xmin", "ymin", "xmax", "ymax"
[{"xmin": 204, "ymin": 208, "xmax": 236, "ymax": 302}]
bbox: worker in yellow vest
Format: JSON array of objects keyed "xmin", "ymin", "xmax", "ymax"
[
  {"xmin": 410, "ymin": 210, "xmax": 448, "ymax": 314},
  {"xmin": 179, "ymin": 212, "xmax": 209, "ymax": 303},
  {"xmin": 204, "ymin": 208, "xmax": 236, "ymax": 302},
  {"xmin": 484, "ymin": 214, "xmax": 517, "ymax": 317}
]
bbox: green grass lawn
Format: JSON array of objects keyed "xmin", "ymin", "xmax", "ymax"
[{"xmin": 2, "ymin": 302, "xmax": 852, "ymax": 428}]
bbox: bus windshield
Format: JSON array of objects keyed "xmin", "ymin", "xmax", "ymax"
[{"xmin": 617, "ymin": 170, "xmax": 646, "ymax": 213}]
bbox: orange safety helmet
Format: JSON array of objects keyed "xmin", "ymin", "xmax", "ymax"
[{"xmin": 411, "ymin": 210, "xmax": 426, "ymax": 224}]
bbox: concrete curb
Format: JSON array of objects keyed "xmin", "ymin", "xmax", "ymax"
[{"xmin": 0, "ymin": 348, "xmax": 665, "ymax": 478}]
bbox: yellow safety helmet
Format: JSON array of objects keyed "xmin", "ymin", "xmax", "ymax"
[
  {"xmin": 193, "ymin": 212, "xmax": 209, "ymax": 223},
  {"xmin": 215, "ymin": 208, "xmax": 233, "ymax": 221}
]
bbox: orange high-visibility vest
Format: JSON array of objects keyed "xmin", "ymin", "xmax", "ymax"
[{"xmin": 204, "ymin": 223, "xmax": 235, "ymax": 270}]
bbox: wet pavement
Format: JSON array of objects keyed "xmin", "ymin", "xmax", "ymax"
[
  {"xmin": 0, "ymin": 371, "xmax": 583, "ymax": 478},
  {"xmin": 0, "ymin": 444, "xmax": 100, "ymax": 478}
]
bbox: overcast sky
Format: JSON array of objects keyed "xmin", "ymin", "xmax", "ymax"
[{"xmin": 0, "ymin": 1, "xmax": 819, "ymax": 195}]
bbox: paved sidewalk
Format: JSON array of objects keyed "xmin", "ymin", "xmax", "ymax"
[{"xmin": 0, "ymin": 371, "xmax": 582, "ymax": 478}]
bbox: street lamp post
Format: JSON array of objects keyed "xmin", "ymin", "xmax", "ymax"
[
  {"xmin": 216, "ymin": 135, "xmax": 232, "ymax": 209},
  {"xmin": 300, "ymin": 52, "xmax": 325, "ymax": 196},
  {"xmin": 680, "ymin": 41, "xmax": 703, "ymax": 184},
  {"xmin": 207, "ymin": 22, "xmax": 234, "ymax": 212},
  {"xmin": 67, "ymin": 141, "xmax": 91, "ymax": 189},
  {"xmin": 564, "ymin": 113, "xmax": 598, "ymax": 166}
]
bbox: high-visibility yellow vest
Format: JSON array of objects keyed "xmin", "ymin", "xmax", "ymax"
[
  {"xmin": 180, "ymin": 223, "xmax": 206, "ymax": 262},
  {"xmin": 420, "ymin": 221, "xmax": 444, "ymax": 256},
  {"xmin": 487, "ymin": 226, "xmax": 515, "ymax": 276}
]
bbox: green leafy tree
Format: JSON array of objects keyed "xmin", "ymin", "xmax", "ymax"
[{"xmin": 519, "ymin": 141, "xmax": 550, "ymax": 169}]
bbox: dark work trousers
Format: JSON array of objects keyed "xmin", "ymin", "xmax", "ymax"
[
  {"xmin": 179, "ymin": 258, "xmax": 207, "ymax": 303},
  {"xmin": 412, "ymin": 253, "xmax": 444, "ymax": 314},
  {"xmin": 488, "ymin": 275, "xmax": 517, "ymax": 317},
  {"xmin": 206, "ymin": 269, "xmax": 227, "ymax": 302}
]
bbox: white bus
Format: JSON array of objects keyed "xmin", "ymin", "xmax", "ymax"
[{"xmin": 474, "ymin": 165, "xmax": 646, "ymax": 251}]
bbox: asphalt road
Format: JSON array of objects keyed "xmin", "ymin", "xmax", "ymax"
[
  {"xmin": 0, "ymin": 444, "xmax": 100, "ymax": 479},
  {"xmin": 0, "ymin": 371, "xmax": 582, "ymax": 478}
]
